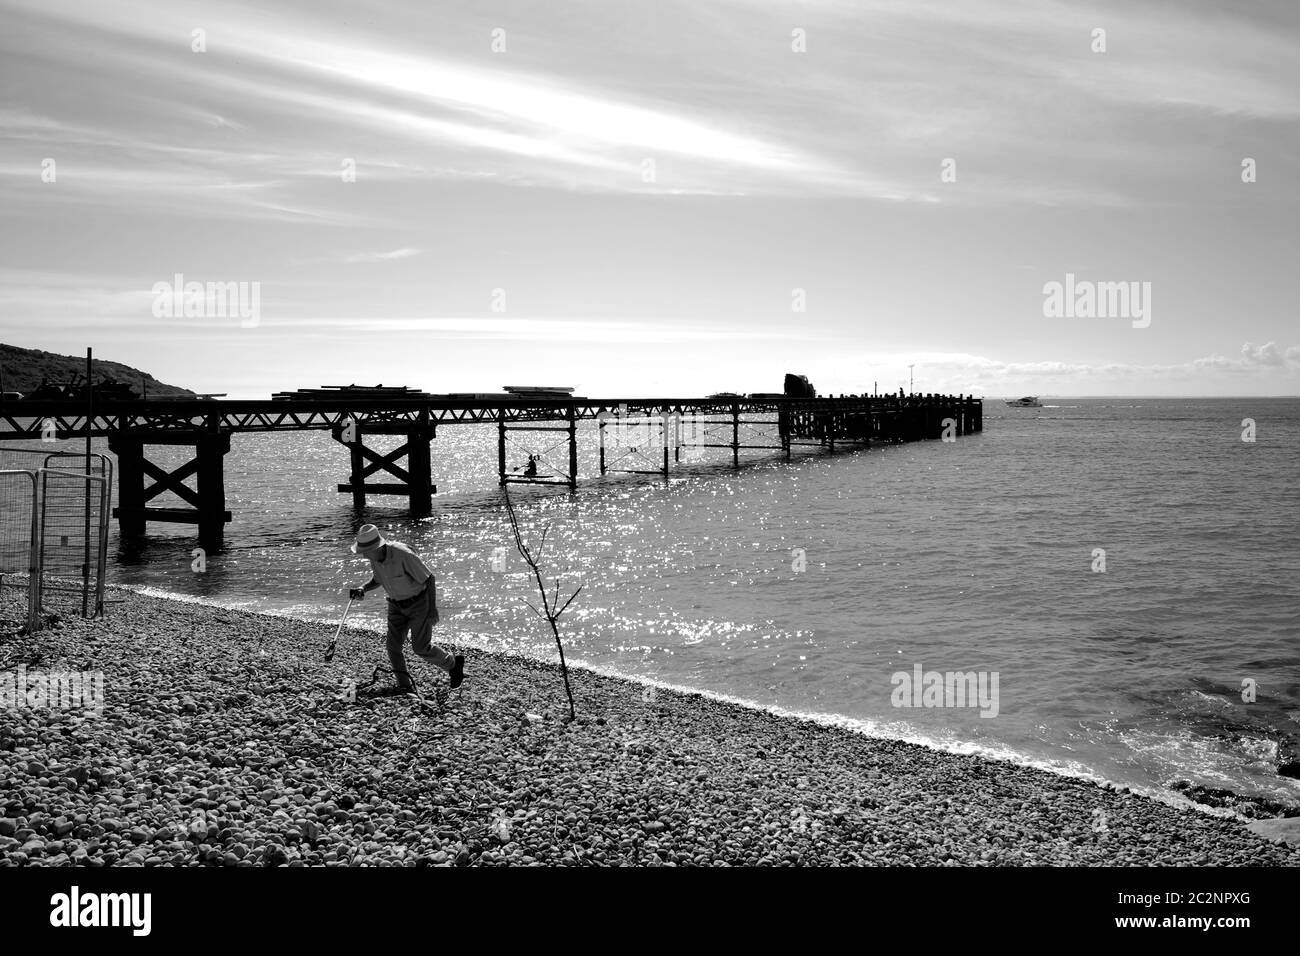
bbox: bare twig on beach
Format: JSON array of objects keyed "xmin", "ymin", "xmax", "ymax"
[{"xmin": 501, "ymin": 486, "xmax": 579, "ymax": 721}]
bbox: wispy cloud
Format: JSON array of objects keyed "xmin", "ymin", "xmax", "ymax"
[
  {"xmin": 2, "ymin": 0, "xmax": 850, "ymax": 198},
  {"xmin": 340, "ymin": 248, "xmax": 420, "ymax": 264},
  {"xmin": 288, "ymin": 247, "xmax": 421, "ymax": 266},
  {"xmin": 0, "ymin": 108, "xmax": 363, "ymax": 223},
  {"xmin": 854, "ymin": 343, "xmax": 1300, "ymax": 394},
  {"xmin": 271, "ymin": 316, "xmax": 791, "ymax": 344},
  {"xmin": 7, "ymin": 0, "xmax": 1297, "ymax": 205}
]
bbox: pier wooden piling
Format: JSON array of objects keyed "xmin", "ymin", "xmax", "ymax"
[
  {"xmin": 567, "ymin": 404, "xmax": 578, "ymax": 492},
  {"xmin": 106, "ymin": 426, "xmax": 232, "ymax": 551},
  {"xmin": 731, "ymin": 403, "xmax": 741, "ymax": 468},
  {"xmin": 331, "ymin": 418, "xmax": 435, "ymax": 515}
]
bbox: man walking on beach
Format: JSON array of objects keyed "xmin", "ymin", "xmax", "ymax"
[{"xmin": 349, "ymin": 525, "xmax": 465, "ymax": 692}]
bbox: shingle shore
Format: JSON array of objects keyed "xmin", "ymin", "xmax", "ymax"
[{"xmin": 1, "ymin": 590, "xmax": 1296, "ymax": 867}]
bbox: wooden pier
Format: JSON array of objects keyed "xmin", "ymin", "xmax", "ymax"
[{"xmin": 0, "ymin": 390, "xmax": 982, "ymax": 550}]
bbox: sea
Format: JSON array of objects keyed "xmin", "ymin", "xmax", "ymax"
[{"xmin": 8, "ymin": 398, "xmax": 1300, "ymax": 812}]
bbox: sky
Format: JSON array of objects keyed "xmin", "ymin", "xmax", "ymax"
[{"xmin": 1, "ymin": 0, "xmax": 1298, "ymax": 398}]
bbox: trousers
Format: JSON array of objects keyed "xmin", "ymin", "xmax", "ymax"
[{"xmin": 386, "ymin": 581, "xmax": 453, "ymax": 688}]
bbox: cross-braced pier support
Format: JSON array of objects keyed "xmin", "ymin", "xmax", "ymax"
[
  {"xmin": 332, "ymin": 414, "xmax": 436, "ymax": 514},
  {"xmin": 108, "ymin": 428, "xmax": 232, "ymax": 551},
  {"xmin": 498, "ymin": 404, "xmax": 579, "ymax": 490},
  {"xmin": 597, "ymin": 407, "xmax": 676, "ymax": 479},
  {"xmin": 669, "ymin": 404, "xmax": 791, "ymax": 466}
]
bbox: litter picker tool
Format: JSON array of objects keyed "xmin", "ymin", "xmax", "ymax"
[{"xmin": 324, "ymin": 597, "xmax": 354, "ymax": 662}]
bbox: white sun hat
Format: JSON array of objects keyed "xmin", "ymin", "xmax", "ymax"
[{"xmin": 351, "ymin": 524, "xmax": 386, "ymax": 555}]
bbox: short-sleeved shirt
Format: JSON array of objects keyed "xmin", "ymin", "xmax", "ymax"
[{"xmin": 368, "ymin": 541, "xmax": 432, "ymax": 601}]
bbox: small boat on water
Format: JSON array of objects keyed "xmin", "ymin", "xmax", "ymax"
[{"xmin": 1005, "ymin": 396, "xmax": 1043, "ymax": 408}]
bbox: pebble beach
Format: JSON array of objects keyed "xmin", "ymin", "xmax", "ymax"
[{"xmin": 1, "ymin": 589, "xmax": 1297, "ymax": 868}]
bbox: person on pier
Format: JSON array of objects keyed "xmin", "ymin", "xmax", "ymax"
[{"xmin": 348, "ymin": 525, "xmax": 465, "ymax": 693}]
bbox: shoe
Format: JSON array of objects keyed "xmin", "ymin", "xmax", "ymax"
[{"xmin": 448, "ymin": 655, "xmax": 465, "ymax": 689}]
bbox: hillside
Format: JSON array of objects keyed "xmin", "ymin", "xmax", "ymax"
[{"xmin": 0, "ymin": 344, "xmax": 194, "ymax": 398}]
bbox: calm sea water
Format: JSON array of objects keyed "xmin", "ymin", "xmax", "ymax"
[{"xmin": 18, "ymin": 399, "xmax": 1300, "ymax": 810}]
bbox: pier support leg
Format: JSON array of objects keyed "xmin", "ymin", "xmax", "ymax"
[
  {"xmin": 498, "ymin": 418, "xmax": 507, "ymax": 486},
  {"xmin": 196, "ymin": 433, "xmax": 230, "ymax": 552},
  {"xmin": 109, "ymin": 436, "xmax": 146, "ymax": 537},
  {"xmin": 731, "ymin": 403, "xmax": 740, "ymax": 468},
  {"xmin": 598, "ymin": 416, "xmax": 607, "ymax": 475},
  {"xmin": 348, "ymin": 424, "xmax": 366, "ymax": 509},
  {"xmin": 408, "ymin": 424, "xmax": 433, "ymax": 516},
  {"xmin": 567, "ymin": 405, "xmax": 578, "ymax": 491},
  {"xmin": 661, "ymin": 410, "xmax": 670, "ymax": 479}
]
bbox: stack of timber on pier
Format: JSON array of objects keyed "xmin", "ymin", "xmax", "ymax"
[
  {"xmin": 503, "ymin": 385, "xmax": 579, "ymax": 398},
  {"xmin": 271, "ymin": 384, "xmax": 438, "ymax": 401},
  {"xmin": 0, "ymin": 374, "xmax": 982, "ymax": 550}
]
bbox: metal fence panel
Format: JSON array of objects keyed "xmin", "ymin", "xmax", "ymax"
[
  {"xmin": 38, "ymin": 469, "xmax": 110, "ymax": 619},
  {"xmin": 0, "ymin": 469, "xmax": 40, "ymax": 632}
]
